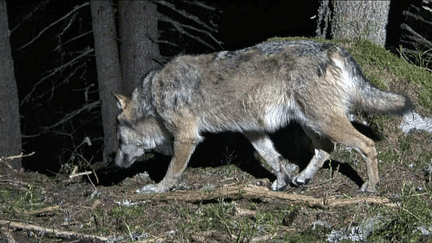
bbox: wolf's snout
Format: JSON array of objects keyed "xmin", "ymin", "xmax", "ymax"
[
  {"xmin": 115, "ymin": 148, "xmax": 142, "ymax": 168},
  {"xmin": 114, "ymin": 150, "xmax": 132, "ymax": 168}
]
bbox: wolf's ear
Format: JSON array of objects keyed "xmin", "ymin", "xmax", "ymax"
[{"xmin": 112, "ymin": 92, "xmax": 130, "ymax": 110}]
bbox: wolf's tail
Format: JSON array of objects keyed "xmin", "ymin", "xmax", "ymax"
[
  {"xmin": 354, "ymin": 81, "xmax": 413, "ymax": 115},
  {"xmin": 335, "ymin": 47, "xmax": 414, "ymax": 116}
]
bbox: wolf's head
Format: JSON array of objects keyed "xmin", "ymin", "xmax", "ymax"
[{"xmin": 113, "ymin": 91, "xmax": 172, "ymax": 169}]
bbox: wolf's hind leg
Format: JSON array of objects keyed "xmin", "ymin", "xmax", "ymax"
[
  {"xmin": 292, "ymin": 126, "xmax": 333, "ymax": 186},
  {"xmin": 243, "ymin": 132, "xmax": 299, "ymax": 191},
  {"xmin": 316, "ymin": 117, "xmax": 379, "ymax": 192}
]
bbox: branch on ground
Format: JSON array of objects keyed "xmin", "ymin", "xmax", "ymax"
[
  {"xmin": 0, "ymin": 220, "xmax": 108, "ymax": 242},
  {"xmin": 117, "ymin": 184, "xmax": 399, "ymax": 208}
]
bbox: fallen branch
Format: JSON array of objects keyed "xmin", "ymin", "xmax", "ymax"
[
  {"xmin": 0, "ymin": 152, "xmax": 35, "ymax": 161},
  {"xmin": 0, "ymin": 220, "xmax": 108, "ymax": 242},
  {"xmin": 69, "ymin": 171, "xmax": 92, "ymax": 179},
  {"xmin": 0, "ymin": 180, "xmax": 31, "ymax": 189},
  {"xmin": 118, "ymin": 184, "xmax": 398, "ymax": 208},
  {"xmin": 0, "ymin": 152, "xmax": 35, "ymax": 171},
  {"xmin": 25, "ymin": 206, "xmax": 61, "ymax": 216}
]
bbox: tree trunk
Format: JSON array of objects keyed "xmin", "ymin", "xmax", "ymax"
[
  {"xmin": 90, "ymin": 1, "xmax": 122, "ymax": 164},
  {"xmin": 317, "ymin": 0, "xmax": 391, "ymax": 47},
  {"xmin": 119, "ymin": 1, "xmax": 160, "ymax": 95},
  {"xmin": 0, "ymin": 0, "xmax": 22, "ymax": 169}
]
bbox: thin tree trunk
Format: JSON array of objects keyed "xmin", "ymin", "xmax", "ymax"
[
  {"xmin": 119, "ymin": 1, "xmax": 160, "ymax": 95},
  {"xmin": 0, "ymin": 0, "xmax": 22, "ymax": 169},
  {"xmin": 316, "ymin": 0, "xmax": 331, "ymax": 39},
  {"xmin": 90, "ymin": 1, "xmax": 122, "ymax": 164}
]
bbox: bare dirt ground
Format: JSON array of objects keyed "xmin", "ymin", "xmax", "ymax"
[{"xmin": 1, "ymin": 121, "xmax": 431, "ymax": 242}]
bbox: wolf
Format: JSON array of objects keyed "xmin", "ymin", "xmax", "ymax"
[{"xmin": 113, "ymin": 39, "xmax": 413, "ymax": 194}]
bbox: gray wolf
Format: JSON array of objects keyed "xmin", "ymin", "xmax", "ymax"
[{"xmin": 113, "ymin": 39, "xmax": 413, "ymax": 193}]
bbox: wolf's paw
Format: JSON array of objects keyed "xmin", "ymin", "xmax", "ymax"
[
  {"xmin": 271, "ymin": 174, "xmax": 291, "ymax": 191},
  {"xmin": 360, "ymin": 181, "xmax": 377, "ymax": 193},
  {"xmin": 291, "ymin": 175, "xmax": 311, "ymax": 187},
  {"xmin": 270, "ymin": 163, "xmax": 298, "ymax": 191},
  {"xmin": 135, "ymin": 184, "xmax": 169, "ymax": 194}
]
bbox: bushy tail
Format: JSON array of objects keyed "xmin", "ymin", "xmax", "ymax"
[
  {"xmin": 355, "ymin": 81, "xmax": 413, "ymax": 116},
  {"xmin": 334, "ymin": 46, "xmax": 414, "ymax": 116}
]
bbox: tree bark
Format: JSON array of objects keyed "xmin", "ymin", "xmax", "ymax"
[
  {"xmin": 119, "ymin": 1, "xmax": 160, "ymax": 95},
  {"xmin": 90, "ymin": 1, "xmax": 122, "ymax": 164},
  {"xmin": 317, "ymin": 0, "xmax": 391, "ymax": 47},
  {"xmin": 0, "ymin": 0, "xmax": 22, "ymax": 169}
]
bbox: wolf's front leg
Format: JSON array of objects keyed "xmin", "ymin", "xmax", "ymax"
[{"xmin": 136, "ymin": 138, "xmax": 197, "ymax": 194}]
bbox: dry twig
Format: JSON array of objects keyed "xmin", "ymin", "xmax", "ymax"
[
  {"xmin": 0, "ymin": 152, "xmax": 36, "ymax": 171},
  {"xmin": 25, "ymin": 206, "xmax": 61, "ymax": 216},
  {"xmin": 17, "ymin": 2, "xmax": 90, "ymax": 51},
  {"xmin": 69, "ymin": 171, "xmax": 92, "ymax": 179},
  {"xmin": 154, "ymin": 0, "xmax": 222, "ymax": 50},
  {"xmin": 0, "ymin": 152, "xmax": 35, "ymax": 162},
  {"xmin": 42, "ymin": 100, "xmax": 99, "ymax": 131},
  {"xmin": 22, "ymin": 48, "xmax": 94, "ymax": 104}
]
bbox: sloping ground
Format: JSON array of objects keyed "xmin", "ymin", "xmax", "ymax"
[{"xmin": 1, "ymin": 38, "xmax": 432, "ymax": 242}]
